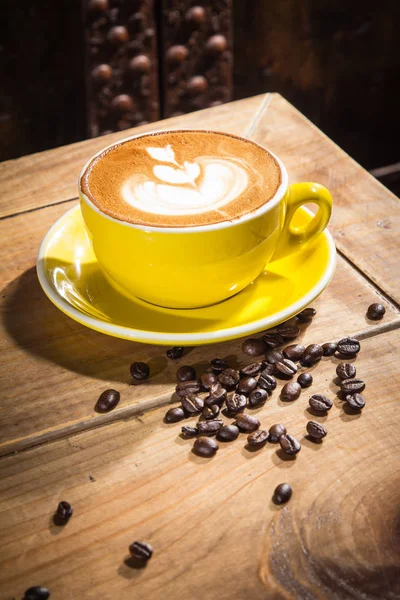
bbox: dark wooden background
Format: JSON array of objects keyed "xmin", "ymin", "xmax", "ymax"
[{"xmin": 1, "ymin": 0, "xmax": 400, "ymax": 191}]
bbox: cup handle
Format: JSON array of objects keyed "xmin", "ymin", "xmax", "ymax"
[{"xmin": 272, "ymin": 182, "xmax": 332, "ymax": 260}]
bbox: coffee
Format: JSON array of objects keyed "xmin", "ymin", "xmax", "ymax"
[{"xmin": 81, "ymin": 130, "xmax": 281, "ymax": 228}]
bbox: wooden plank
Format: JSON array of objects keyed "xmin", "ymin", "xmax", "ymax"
[
  {"xmin": 0, "ymin": 330, "xmax": 399, "ymax": 600},
  {"xmin": 0, "ymin": 199, "xmax": 399, "ymax": 456},
  {"xmin": 0, "ymin": 95, "xmax": 265, "ymax": 219},
  {"xmin": 248, "ymin": 94, "xmax": 400, "ymax": 303}
]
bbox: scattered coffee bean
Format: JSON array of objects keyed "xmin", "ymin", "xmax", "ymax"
[
  {"xmin": 167, "ymin": 346, "xmax": 184, "ymax": 359},
  {"xmin": 345, "ymin": 393, "xmax": 366, "ymax": 411},
  {"xmin": 268, "ymin": 423, "xmax": 287, "ymax": 442},
  {"xmin": 367, "ymin": 303, "xmax": 385, "ymax": 320},
  {"xmin": 130, "ymin": 361, "xmax": 150, "ymax": 380},
  {"xmin": 340, "ymin": 378, "xmax": 365, "ymax": 394},
  {"xmin": 258, "ymin": 372, "xmax": 277, "ymax": 393},
  {"xmin": 279, "ymin": 434, "xmax": 301, "ymax": 455},
  {"xmin": 281, "ymin": 382, "xmax": 301, "ymax": 401},
  {"xmin": 23, "ymin": 587, "xmax": 50, "ymax": 600},
  {"xmin": 260, "ymin": 362, "xmax": 276, "ymax": 375},
  {"xmin": 202, "ymin": 404, "xmax": 220, "ymax": 420},
  {"xmin": 306, "ymin": 421, "xmax": 327, "ymax": 439},
  {"xmin": 205, "ymin": 382, "xmax": 227, "ymax": 405},
  {"xmin": 181, "ymin": 425, "xmax": 198, "ymax": 437},
  {"xmin": 283, "ymin": 344, "xmax": 305, "ymax": 361},
  {"xmin": 240, "ymin": 362, "xmax": 263, "ymax": 376},
  {"xmin": 265, "ymin": 349, "xmax": 284, "ymax": 364},
  {"xmin": 248, "ymin": 388, "xmax": 269, "ymax": 406},
  {"xmin": 336, "ymin": 363, "xmax": 356, "ymax": 380},
  {"xmin": 247, "ymin": 429, "xmax": 269, "ymax": 446},
  {"xmin": 237, "ymin": 376, "xmax": 258, "ymax": 395},
  {"xmin": 273, "ymin": 483, "xmax": 292, "ymax": 504},
  {"xmin": 277, "ymin": 324, "xmax": 300, "ymax": 340},
  {"xmin": 322, "ymin": 342, "xmax": 338, "ymax": 356},
  {"xmin": 263, "ymin": 332, "xmax": 285, "ymax": 348},
  {"xmin": 235, "ymin": 413, "xmax": 260, "ymax": 432},
  {"xmin": 226, "ymin": 393, "xmax": 247, "ymax": 414},
  {"xmin": 177, "ymin": 365, "xmax": 196, "ymax": 382},
  {"xmin": 217, "ymin": 424, "xmax": 239, "ymax": 441},
  {"xmin": 55, "ymin": 501, "xmax": 73, "ymax": 524},
  {"xmin": 200, "ymin": 371, "xmax": 217, "ymax": 390},
  {"xmin": 95, "ymin": 389, "xmax": 120, "ymax": 413},
  {"xmin": 301, "ymin": 344, "xmax": 323, "ymax": 366},
  {"xmin": 337, "ymin": 337, "xmax": 360, "ymax": 357},
  {"xmin": 165, "ymin": 407, "xmax": 185, "ymax": 423},
  {"xmin": 296, "ymin": 307, "xmax": 316, "ymax": 322},
  {"xmin": 181, "ymin": 394, "xmax": 204, "ymax": 414},
  {"xmin": 297, "ymin": 373, "xmax": 313, "ymax": 388},
  {"xmin": 242, "ymin": 338, "xmax": 266, "ymax": 356},
  {"xmin": 209, "ymin": 358, "xmax": 229, "ymax": 373},
  {"xmin": 275, "ymin": 358, "xmax": 297, "ymax": 378},
  {"xmin": 193, "ymin": 436, "xmax": 219, "ymax": 456},
  {"xmin": 176, "ymin": 380, "xmax": 201, "ymax": 397},
  {"xmin": 218, "ymin": 368, "xmax": 240, "ymax": 389},
  {"xmin": 129, "ymin": 541, "xmax": 153, "ymax": 561},
  {"xmin": 197, "ymin": 419, "xmax": 223, "ymax": 435},
  {"xmin": 309, "ymin": 394, "xmax": 333, "ymax": 413}
]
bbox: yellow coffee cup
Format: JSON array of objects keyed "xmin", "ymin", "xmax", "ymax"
[{"xmin": 79, "ymin": 130, "xmax": 332, "ymax": 309}]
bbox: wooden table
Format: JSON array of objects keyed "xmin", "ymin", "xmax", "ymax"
[{"xmin": 1, "ymin": 94, "xmax": 399, "ymax": 600}]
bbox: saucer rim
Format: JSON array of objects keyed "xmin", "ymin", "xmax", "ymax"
[{"xmin": 37, "ymin": 204, "xmax": 337, "ymax": 346}]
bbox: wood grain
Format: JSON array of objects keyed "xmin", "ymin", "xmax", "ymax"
[{"xmin": 0, "ymin": 331, "xmax": 399, "ymax": 600}]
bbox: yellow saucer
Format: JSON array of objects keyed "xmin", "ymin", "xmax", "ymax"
[{"xmin": 37, "ymin": 205, "xmax": 336, "ymax": 346}]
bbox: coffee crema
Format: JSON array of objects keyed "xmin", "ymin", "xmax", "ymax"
[{"xmin": 81, "ymin": 130, "xmax": 282, "ymax": 227}]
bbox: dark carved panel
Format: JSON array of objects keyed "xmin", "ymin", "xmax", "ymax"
[
  {"xmin": 85, "ymin": 0, "xmax": 160, "ymax": 137},
  {"xmin": 161, "ymin": 1, "xmax": 233, "ymax": 117}
]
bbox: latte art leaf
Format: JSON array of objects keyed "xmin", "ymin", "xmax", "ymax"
[
  {"xmin": 146, "ymin": 144, "xmax": 176, "ymax": 163},
  {"xmin": 153, "ymin": 164, "xmax": 199, "ymax": 186}
]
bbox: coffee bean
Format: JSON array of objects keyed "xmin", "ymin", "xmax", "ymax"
[
  {"xmin": 226, "ymin": 393, "xmax": 247, "ymax": 413},
  {"xmin": 167, "ymin": 347, "xmax": 184, "ymax": 359},
  {"xmin": 367, "ymin": 303, "xmax": 385, "ymax": 320},
  {"xmin": 281, "ymin": 382, "xmax": 301, "ymax": 401},
  {"xmin": 181, "ymin": 425, "xmax": 197, "ymax": 437},
  {"xmin": 283, "ymin": 344, "xmax": 305, "ymax": 361},
  {"xmin": 273, "ymin": 483, "xmax": 292, "ymax": 504},
  {"xmin": 130, "ymin": 361, "xmax": 150, "ymax": 380},
  {"xmin": 265, "ymin": 349, "xmax": 284, "ymax": 364},
  {"xmin": 297, "ymin": 373, "xmax": 313, "ymax": 388},
  {"xmin": 176, "ymin": 380, "xmax": 201, "ymax": 397},
  {"xmin": 247, "ymin": 429, "xmax": 269, "ymax": 446},
  {"xmin": 235, "ymin": 413, "xmax": 260, "ymax": 432},
  {"xmin": 248, "ymin": 388, "xmax": 269, "ymax": 406},
  {"xmin": 217, "ymin": 424, "xmax": 239, "ymax": 441},
  {"xmin": 322, "ymin": 342, "xmax": 338, "ymax": 356},
  {"xmin": 337, "ymin": 337, "xmax": 360, "ymax": 357},
  {"xmin": 129, "ymin": 541, "xmax": 153, "ymax": 561},
  {"xmin": 279, "ymin": 434, "xmax": 301, "ymax": 455},
  {"xmin": 340, "ymin": 378, "xmax": 365, "ymax": 394},
  {"xmin": 200, "ymin": 371, "xmax": 217, "ymax": 390},
  {"xmin": 336, "ymin": 363, "xmax": 356, "ymax": 380},
  {"xmin": 237, "ymin": 376, "xmax": 258, "ymax": 395},
  {"xmin": 197, "ymin": 419, "xmax": 223, "ymax": 435},
  {"xmin": 202, "ymin": 404, "xmax": 220, "ymax": 420},
  {"xmin": 205, "ymin": 382, "xmax": 227, "ymax": 405},
  {"xmin": 275, "ymin": 358, "xmax": 297, "ymax": 378},
  {"xmin": 301, "ymin": 344, "xmax": 323, "ymax": 365},
  {"xmin": 242, "ymin": 338, "xmax": 266, "ymax": 356},
  {"xmin": 258, "ymin": 372, "xmax": 277, "ymax": 393},
  {"xmin": 55, "ymin": 501, "xmax": 73, "ymax": 524},
  {"xmin": 345, "ymin": 393, "xmax": 366, "ymax": 411},
  {"xmin": 277, "ymin": 324, "xmax": 300, "ymax": 340},
  {"xmin": 268, "ymin": 423, "xmax": 287, "ymax": 442},
  {"xmin": 177, "ymin": 365, "xmax": 196, "ymax": 382},
  {"xmin": 193, "ymin": 436, "xmax": 219, "ymax": 456},
  {"xmin": 296, "ymin": 307, "xmax": 316, "ymax": 322},
  {"xmin": 181, "ymin": 394, "xmax": 204, "ymax": 414},
  {"xmin": 309, "ymin": 394, "xmax": 333, "ymax": 412},
  {"xmin": 95, "ymin": 389, "xmax": 120, "ymax": 413},
  {"xmin": 23, "ymin": 587, "xmax": 50, "ymax": 600},
  {"xmin": 240, "ymin": 362, "xmax": 263, "ymax": 376},
  {"xmin": 165, "ymin": 407, "xmax": 185, "ymax": 423},
  {"xmin": 306, "ymin": 420, "xmax": 327, "ymax": 439},
  {"xmin": 218, "ymin": 368, "xmax": 240, "ymax": 388},
  {"xmin": 210, "ymin": 358, "xmax": 229, "ymax": 373},
  {"xmin": 263, "ymin": 332, "xmax": 285, "ymax": 348},
  {"xmin": 260, "ymin": 362, "xmax": 275, "ymax": 375}
]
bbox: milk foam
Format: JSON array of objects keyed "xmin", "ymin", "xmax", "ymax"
[{"xmin": 121, "ymin": 144, "xmax": 249, "ymax": 215}]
